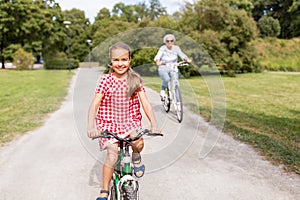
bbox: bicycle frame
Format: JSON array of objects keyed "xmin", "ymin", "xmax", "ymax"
[
  {"xmin": 112, "ymin": 138, "xmax": 138, "ymax": 200},
  {"xmin": 167, "ymin": 63, "xmax": 180, "ymax": 103}
]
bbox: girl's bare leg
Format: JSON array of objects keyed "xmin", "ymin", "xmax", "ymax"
[
  {"xmin": 131, "ymin": 133, "xmax": 145, "ymax": 177},
  {"xmin": 131, "ymin": 138, "xmax": 144, "ymax": 154},
  {"xmin": 99, "ymin": 143, "xmax": 118, "ymax": 198}
]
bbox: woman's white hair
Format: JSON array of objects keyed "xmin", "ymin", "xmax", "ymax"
[{"xmin": 163, "ymin": 34, "xmax": 176, "ymax": 43}]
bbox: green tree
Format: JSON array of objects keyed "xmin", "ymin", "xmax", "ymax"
[
  {"xmin": 62, "ymin": 9, "xmax": 91, "ymax": 62},
  {"xmin": 0, "ymin": 0, "xmax": 62, "ymax": 68},
  {"xmin": 288, "ymin": 0, "xmax": 300, "ymax": 37},
  {"xmin": 226, "ymin": 0, "xmax": 254, "ymax": 15},
  {"xmin": 258, "ymin": 16, "xmax": 281, "ymax": 37},
  {"xmin": 179, "ymin": 0, "xmax": 259, "ymax": 73},
  {"xmin": 134, "ymin": 1, "xmax": 150, "ymax": 21},
  {"xmin": 150, "ymin": 15, "xmax": 180, "ymax": 30},
  {"xmin": 95, "ymin": 7, "xmax": 111, "ymax": 21},
  {"xmin": 112, "ymin": 3, "xmax": 138, "ymax": 22},
  {"xmin": 191, "ymin": 29, "xmax": 229, "ymax": 67},
  {"xmin": 149, "ymin": 0, "xmax": 167, "ymax": 20},
  {"xmin": 92, "ymin": 20, "xmax": 137, "ymax": 50},
  {"xmin": 253, "ymin": 0, "xmax": 300, "ymax": 38}
]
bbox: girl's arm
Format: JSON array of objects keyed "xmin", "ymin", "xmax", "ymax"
[
  {"xmin": 87, "ymin": 93, "xmax": 103, "ymax": 138},
  {"xmin": 138, "ymin": 90, "xmax": 159, "ymax": 132}
]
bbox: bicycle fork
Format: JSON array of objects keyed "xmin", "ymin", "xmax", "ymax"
[{"xmin": 113, "ymin": 146, "xmax": 139, "ymax": 199}]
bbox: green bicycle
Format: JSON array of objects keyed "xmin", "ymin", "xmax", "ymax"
[{"xmin": 93, "ymin": 129, "xmax": 162, "ymax": 200}]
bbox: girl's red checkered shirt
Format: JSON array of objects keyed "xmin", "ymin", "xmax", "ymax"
[{"xmin": 95, "ymin": 73, "xmax": 145, "ymax": 150}]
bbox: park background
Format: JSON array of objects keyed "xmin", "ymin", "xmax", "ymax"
[{"xmin": 0, "ymin": 0, "xmax": 299, "ymax": 175}]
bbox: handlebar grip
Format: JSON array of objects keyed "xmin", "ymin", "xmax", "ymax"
[
  {"xmin": 92, "ymin": 136, "xmax": 101, "ymax": 140},
  {"xmin": 147, "ymin": 133, "xmax": 163, "ymax": 137},
  {"xmin": 91, "ymin": 130, "xmax": 112, "ymax": 140}
]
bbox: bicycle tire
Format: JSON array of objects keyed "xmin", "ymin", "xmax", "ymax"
[
  {"xmin": 174, "ymin": 85, "xmax": 183, "ymax": 122},
  {"xmin": 162, "ymin": 88, "xmax": 170, "ymax": 112},
  {"xmin": 110, "ymin": 183, "xmax": 117, "ymax": 200},
  {"xmin": 121, "ymin": 180, "xmax": 139, "ymax": 200}
]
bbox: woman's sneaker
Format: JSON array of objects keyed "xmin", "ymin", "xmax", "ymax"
[{"xmin": 160, "ymin": 90, "xmax": 166, "ymax": 101}]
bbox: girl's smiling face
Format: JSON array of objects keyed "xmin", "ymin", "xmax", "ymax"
[{"xmin": 110, "ymin": 48, "xmax": 130, "ymax": 79}]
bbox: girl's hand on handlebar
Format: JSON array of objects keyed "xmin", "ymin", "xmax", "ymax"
[
  {"xmin": 150, "ymin": 127, "xmax": 163, "ymax": 135},
  {"xmin": 87, "ymin": 128, "xmax": 101, "ymax": 138}
]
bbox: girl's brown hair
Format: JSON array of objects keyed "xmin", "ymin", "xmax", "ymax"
[{"xmin": 109, "ymin": 42, "xmax": 143, "ymax": 97}]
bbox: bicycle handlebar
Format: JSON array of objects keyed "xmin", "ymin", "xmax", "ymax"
[
  {"xmin": 161, "ymin": 61, "xmax": 189, "ymax": 67},
  {"xmin": 92, "ymin": 129, "xmax": 163, "ymax": 142},
  {"xmin": 176, "ymin": 61, "xmax": 189, "ymax": 66}
]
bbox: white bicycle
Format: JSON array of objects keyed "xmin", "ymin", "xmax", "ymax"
[{"xmin": 162, "ymin": 61, "xmax": 188, "ymax": 123}]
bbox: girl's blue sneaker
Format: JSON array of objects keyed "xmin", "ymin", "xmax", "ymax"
[{"xmin": 96, "ymin": 190, "xmax": 109, "ymax": 200}]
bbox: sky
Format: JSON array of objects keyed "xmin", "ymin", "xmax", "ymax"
[{"xmin": 55, "ymin": 0, "xmax": 194, "ymax": 23}]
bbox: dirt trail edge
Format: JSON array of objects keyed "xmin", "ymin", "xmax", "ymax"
[{"xmin": 0, "ymin": 67, "xmax": 299, "ymax": 200}]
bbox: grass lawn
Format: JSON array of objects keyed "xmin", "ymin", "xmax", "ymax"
[
  {"xmin": 144, "ymin": 72, "xmax": 300, "ymax": 174},
  {"xmin": 0, "ymin": 69, "xmax": 73, "ymax": 144}
]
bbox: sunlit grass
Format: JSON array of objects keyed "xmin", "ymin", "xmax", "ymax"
[
  {"xmin": 0, "ymin": 70, "xmax": 73, "ymax": 144},
  {"xmin": 144, "ymin": 72, "xmax": 300, "ymax": 174}
]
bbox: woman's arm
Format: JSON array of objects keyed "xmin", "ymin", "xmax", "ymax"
[
  {"xmin": 154, "ymin": 46, "xmax": 164, "ymax": 66},
  {"xmin": 87, "ymin": 93, "xmax": 103, "ymax": 138}
]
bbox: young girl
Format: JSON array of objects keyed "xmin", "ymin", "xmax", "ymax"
[{"xmin": 87, "ymin": 42, "xmax": 159, "ymax": 200}]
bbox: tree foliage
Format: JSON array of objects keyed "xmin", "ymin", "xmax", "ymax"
[
  {"xmin": 226, "ymin": 0, "xmax": 254, "ymax": 15},
  {"xmin": 149, "ymin": 0, "xmax": 167, "ymax": 20},
  {"xmin": 258, "ymin": 16, "xmax": 281, "ymax": 37},
  {"xmin": 62, "ymin": 9, "xmax": 91, "ymax": 62},
  {"xmin": 1, "ymin": 0, "xmax": 299, "ymax": 73},
  {"xmin": 178, "ymin": 0, "xmax": 260, "ymax": 73},
  {"xmin": 0, "ymin": 0, "xmax": 63, "ymax": 68},
  {"xmin": 252, "ymin": 0, "xmax": 300, "ymax": 38}
]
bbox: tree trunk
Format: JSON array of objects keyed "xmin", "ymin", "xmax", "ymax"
[{"xmin": 1, "ymin": 41, "xmax": 5, "ymax": 69}]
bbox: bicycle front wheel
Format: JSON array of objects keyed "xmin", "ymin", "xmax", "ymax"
[
  {"xmin": 174, "ymin": 85, "xmax": 183, "ymax": 122},
  {"xmin": 162, "ymin": 88, "xmax": 170, "ymax": 112},
  {"xmin": 110, "ymin": 182, "xmax": 117, "ymax": 200},
  {"xmin": 120, "ymin": 180, "xmax": 139, "ymax": 200}
]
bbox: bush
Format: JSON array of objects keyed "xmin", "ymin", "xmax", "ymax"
[
  {"xmin": 258, "ymin": 16, "xmax": 281, "ymax": 38},
  {"xmin": 130, "ymin": 48, "xmax": 159, "ymax": 76},
  {"xmin": 3, "ymin": 44, "xmax": 22, "ymax": 62},
  {"xmin": 12, "ymin": 48, "xmax": 34, "ymax": 70},
  {"xmin": 43, "ymin": 50, "xmax": 67, "ymax": 61},
  {"xmin": 44, "ymin": 58, "xmax": 79, "ymax": 70},
  {"xmin": 43, "ymin": 51, "xmax": 79, "ymax": 70}
]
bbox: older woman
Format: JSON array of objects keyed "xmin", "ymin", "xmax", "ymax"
[{"xmin": 154, "ymin": 34, "xmax": 191, "ymax": 99}]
